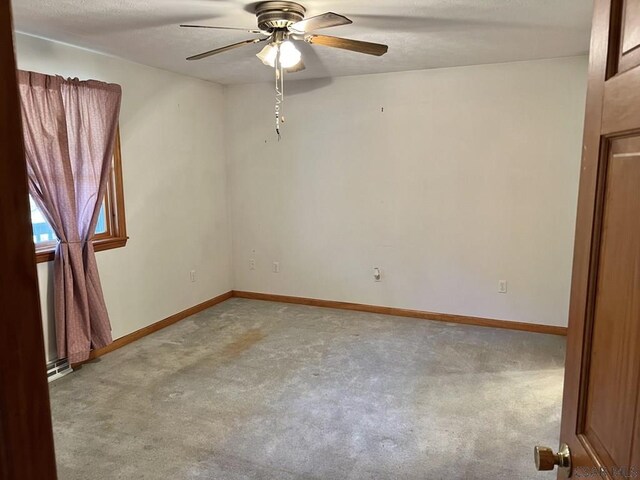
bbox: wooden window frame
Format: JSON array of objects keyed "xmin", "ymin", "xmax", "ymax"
[{"xmin": 35, "ymin": 129, "xmax": 128, "ymax": 263}]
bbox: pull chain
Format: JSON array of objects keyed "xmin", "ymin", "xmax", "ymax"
[{"xmin": 275, "ymin": 47, "xmax": 284, "ymax": 141}]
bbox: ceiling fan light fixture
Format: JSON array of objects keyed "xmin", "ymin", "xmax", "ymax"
[
  {"xmin": 279, "ymin": 41, "xmax": 301, "ymax": 68},
  {"xmin": 257, "ymin": 40, "xmax": 301, "ymax": 69},
  {"xmin": 257, "ymin": 43, "xmax": 278, "ymax": 67}
]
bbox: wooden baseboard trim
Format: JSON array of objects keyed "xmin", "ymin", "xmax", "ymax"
[
  {"xmin": 73, "ymin": 290, "xmax": 233, "ymax": 367},
  {"xmin": 232, "ymin": 291, "xmax": 568, "ymax": 336},
  {"xmin": 72, "ymin": 287, "xmax": 565, "ymax": 367}
]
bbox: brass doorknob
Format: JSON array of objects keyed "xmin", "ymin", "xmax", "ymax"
[{"xmin": 534, "ymin": 444, "xmax": 571, "ymax": 474}]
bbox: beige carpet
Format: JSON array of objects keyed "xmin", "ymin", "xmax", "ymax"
[{"xmin": 50, "ymin": 298, "xmax": 565, "ymax": 479}]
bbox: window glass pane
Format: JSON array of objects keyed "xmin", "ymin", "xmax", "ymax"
[
  {"xmin": 30, "ymin": 196, "xmax": 57, "ymax": 244},
  {"xmin": 29, "ymin": 195, "xmax": 106, "ymax": 244},
  {"xmin": 95, "ymin": 204, "xmax": 107, "ymax": 234}
]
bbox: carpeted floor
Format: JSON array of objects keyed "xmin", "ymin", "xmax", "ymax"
[{"xmin": 49, "ymin": 298, "xmax": 565, "ymax": 479}]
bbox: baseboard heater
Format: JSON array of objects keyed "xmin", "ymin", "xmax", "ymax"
[{"xmin": 47, "ymin": 358, "xmax": 72, "ymax": 382}]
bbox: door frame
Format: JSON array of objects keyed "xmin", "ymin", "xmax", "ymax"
[{"xmin": 0, "ymin": 3, "xmax": 58, "ymax": 479}]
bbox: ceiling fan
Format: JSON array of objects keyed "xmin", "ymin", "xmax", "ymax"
[
  {"xmin": 181, "ymin": 1, "xmax": 388, "ymax": 67},
  {"xmin": 180, "ymin": 1, "xmax": 389, "ymax": 138}
]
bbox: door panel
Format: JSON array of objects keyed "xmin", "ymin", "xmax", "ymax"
[
  {"xmin": 602, "ymin": 69, "xmax": 640, "ymax": 135},
  {"xmin": 582, "ymin": 136, "xmax": 640, "ymax": 471},
  {"xmin": 620, "ymin": 0, "xmax": 640, "ymax": 72},
  {"xmin": 622, "ymin": 1, "xmax": 640, "ymax": 52}
]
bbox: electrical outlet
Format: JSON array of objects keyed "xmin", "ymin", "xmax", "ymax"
[
  {"xmin": 272, "ymin": 261, "xmax": 280, "ymax": 273},
  {"xmin": 249, "ymin": 259, "xmax": 256, "ymax": 270},
  {"xmin": 498, "ymin": 280, "xmax": 508, "ymax": 294},
  {"xmin": 190, "ymin": 270, "xmax": 196, "ymax": 283},
  {"xmin": 374, "ymin": 267, "xmax": 382, "ymax": 282}
]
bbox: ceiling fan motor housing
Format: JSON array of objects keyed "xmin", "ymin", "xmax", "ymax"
[{"xmin": 255, "ymin": 1, "xmax": 306, "ymax": 31}]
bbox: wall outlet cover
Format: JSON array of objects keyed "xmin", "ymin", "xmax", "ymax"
[{"xmin": 374, "ymin": 267, "xmax": 382, "ymax": 282}]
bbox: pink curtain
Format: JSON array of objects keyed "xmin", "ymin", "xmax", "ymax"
[{"xmin": 18, "ymin": 70, "xmax": 122, "ymax": 364}]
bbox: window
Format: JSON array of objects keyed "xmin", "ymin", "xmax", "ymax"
[
  {"xmin": 30, "ymin": 197, "xmax": 108, "ymax": 243},
  {"xmin": 32, "ymin": 130, "xmax": 127, "ymax": 262}
]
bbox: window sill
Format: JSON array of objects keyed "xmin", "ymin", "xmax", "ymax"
[{"xmin": 35, "ymin": 237, "xmax": 128, "ymax": 264}]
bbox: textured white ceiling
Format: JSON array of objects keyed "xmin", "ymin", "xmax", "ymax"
[{"xmin": 12, "ymin": 0, "xmax": 592, "ymax": 85}]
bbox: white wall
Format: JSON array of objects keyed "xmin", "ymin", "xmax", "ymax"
[
  {"xmin": 226, "ymin": 56, "xmax": 588, "ymax": 328},
  {"xmin": 15, "ymin": 33, "xmax": 233, "ymax": 362},
  {"xmin": 15, "ymin": 35, "xmax": 587, "ymax": 360}
]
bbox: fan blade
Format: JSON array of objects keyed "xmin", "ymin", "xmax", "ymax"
[
  {"xmin": 306, "ymin": 35, "xmax": 388, "ymax": 56},
  {"xmin": 289, "ymin": 12, "xmax": 352, "ymax": 33},
  {"xmin": 180, "ymin": 24, "xmax": 262, "ymax": 34},
  {"xmin": 286, "ymin": 59, "xmax": 306, "ymax": 73},
  {"xmin": 187, "ymin": 38, "xmax": 266, "ymax": 61}
]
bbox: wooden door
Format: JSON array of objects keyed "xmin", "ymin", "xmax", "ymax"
[
  {"xmin": 0, "ymin": 2, "xmax": 58, "ymax": 479},
  {"xmin": 558, "ymin": 0, "xmax": 640, "ymax": 477}
]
